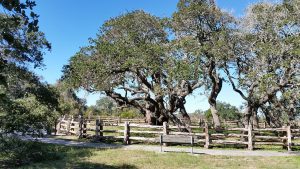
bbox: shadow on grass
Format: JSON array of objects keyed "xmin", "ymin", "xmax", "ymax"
[
  {"xmin": 73, "ymin": 162, "xmax": 137, "ymax": 169},
  {"xmin": 8, "ymin": 142, "xmax": 123, "ymax": 168},
  {"xmin": 19, "ymin": 146, "xmax": 137, "ymax": 169}
]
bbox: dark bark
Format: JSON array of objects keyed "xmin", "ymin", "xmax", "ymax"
[
  {"xmin": 251, "ymin": 109, "xmax": 259, "ymax": 129},
  {"xmin": 243, "ymin": 106, "xmax": 252, "ymax": 126},
  {"xmin": 261, "ymin": 106, "xmax": 282, "ymax": 128},
  {"xmin": 145, "ymin": 103, "xmax": 157, "ymax": 125},
  {"xmin": 104, "ymin": 76, "xmax": 198, "ymax": 131},
  {"xmin": 208, "ymin": 61, "xmax": 222, "ymax": 128},
  {"xmin": 176, "ymin": 97, "xmax": 192, "ymax": 132}
]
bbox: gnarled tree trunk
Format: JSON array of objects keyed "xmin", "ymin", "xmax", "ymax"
[
  {"xmin": 251, "ymin": 109, "xmax": 259, "ymax": 129},
  {"xmin": 208, "ymin": 61, "xmax": 222, "ymax": 128},
  {"xmin": 243, "ymin": 106, "xmax": 252, "ymax": 126},
  {"xmin": 209, "ymin": 103, "xmax": 221, "ymax": 128}
]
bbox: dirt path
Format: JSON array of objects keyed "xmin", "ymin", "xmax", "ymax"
[{"xmin": 25, "ymin": 137, "xmax": 300, "ymax": 157}]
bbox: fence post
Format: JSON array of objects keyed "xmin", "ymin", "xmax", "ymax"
[
  {"xmin": 248, "ymin": 123, "xmax": 254, "ymax": 150},
  {"xmin": 204, "ymin": 122, "xmax": 210, "ymax": 149},
  {"xmin": 55, "ymin": 118, "xmax": 62, "ymax": 135},
  {"xmin": 99, "ymin": 120, "xmax": 103, "ymax": 137},
  {"xmin": 66, "ymin": 117, "xmax": 71, "ymax": 135},
  {"xmin": 95, "ymin": 119, "xmax": 99, "ymax": 137},
  {"xmin": 82, "ymin": 121, "xmax": 87, "ymax": 138},
  {"xmin": 191, "ymin": 136, "xmax": 194, "ymax": 154},
  {"xmin": 163, "ymin": 122, "xmax": 169, "ymax": 146},
  {"xmin": 160, "ymin": 135, "xmax": 163, "ymax": 152},
  {"xmin": 124, "ymin": 121, "xmax": 130, "ymax": 145},
  {"xmin": 118, "ymin": 116, "xmax": 121, "ymax": 124},
  {"xmin": 287, "ymin": 125, "xmax": 292, "ymax": 151},
  {"xmin": 78, "ymin": 115, "xmax": 83, "ymax": 138},
  {"xmin": 199, "ymin": 118, "xmax": 203, "ymax": 127}
]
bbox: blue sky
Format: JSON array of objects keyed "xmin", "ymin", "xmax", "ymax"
[{"xmin": 34, "ymin": 0, "xmax": 260, "ymax": 113}]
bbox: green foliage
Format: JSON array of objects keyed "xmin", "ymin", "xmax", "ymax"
[
  {"xmin": 0, "ymin": 1, "xmax": 57, "ymax": 135},
  {"xmin": 84, "ymin": 97, "xmax": 142, "ymax": 118},
  {"xmin": 61, "ymin": 0, "xmax": 300, "ymax": 126},
  {"xmin": 95, "ymin": 97, "xmax": 116, "ymax": 115},
  {"xmin": 0, "ymin": 0, "xmax": 51, "ymax": 67},
  {"xmin": 62, "ymin": 9, "xmax": 206, "ymax": 126},
  {"xmin": 55, "ymin": 81, "xmax": 86, "ymax": 117},
  {"xmin": 62, "ymin": 10, "xmax": 167, "ymax": 91},
  {"xmin": 0, "ymin": 65, "xmax": 59, "ymax": 135},
  {"xmin": 119, "ymin": 108, "xmax": 142, "ymax": 119},
  {"xmin": 204, "ymin": 102, "xmax": 242, "ymax": 121},
  {"xmin": 0, "ymin": 136, "xmax": 61, "ymax": 167},
  {"xmin": 223, "ymin": 1, "xmax": 300, "ymax": 125}
]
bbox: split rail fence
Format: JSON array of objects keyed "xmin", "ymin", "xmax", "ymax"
[{"xmin": 56, "ymin": 117, "xmax": 300, "ymax": 151}]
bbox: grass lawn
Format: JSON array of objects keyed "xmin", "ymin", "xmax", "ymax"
[{"xmin": 19, "ymin": 144, "xmax": 300, "ymax": 169}]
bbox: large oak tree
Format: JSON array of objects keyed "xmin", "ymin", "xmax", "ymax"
[
  {"xmin": 63, "ymin": 11, "xmax": 204, "ymax": 131},
  {"xmin": 225, "ymin": 1, "xmax": 300, "ymax": 127},
  {"xmin": 172, "ymin": 0, "xmax": 236, "ymax": 128}
]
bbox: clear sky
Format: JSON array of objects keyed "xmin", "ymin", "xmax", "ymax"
[{"xmin": 34, "ymin": 0, "xmax": 261, "ymax": 113}]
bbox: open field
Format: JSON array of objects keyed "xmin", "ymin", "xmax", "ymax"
[{"xmin": 19, "ymin": 143, "xmax": 300, "ymax": 169}]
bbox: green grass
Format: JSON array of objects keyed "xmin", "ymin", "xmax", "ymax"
[
  {"xmin": 50, "ymin": 135, "xmax": 300, "ymax": 151},
  {"xmin": 17, "ymin": 143, "xmax": 300, "ymax": 169}
]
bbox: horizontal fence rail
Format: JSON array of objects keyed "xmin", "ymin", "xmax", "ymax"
[{"xmin": 56, "ymin": 116, "xmax": 300, "ymax": 151}]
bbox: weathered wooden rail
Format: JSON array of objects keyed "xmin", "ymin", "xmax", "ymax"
[{"xmin": 56, "ymin": 117, "xmax": 300, "ymax": 151}]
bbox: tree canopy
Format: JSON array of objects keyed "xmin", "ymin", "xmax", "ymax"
[
  {"xmin": 62, "ymin": 0, "xmax": 300, "ymax": 130},
  {"xmin": 0, "ymin": 0, "xmax": 57, "ymax": 135},
  {"xmin": 225, "ymin": 1, "xmax": 300, "ymax": 127},
  {"xmin": 63, "ymin": 10, "xmax": 205, "ymax": 131}
]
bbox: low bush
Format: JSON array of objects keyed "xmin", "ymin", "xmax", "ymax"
[{"xmin": 0, "ymin": 136, "xmax": 61, "ymax": 167}]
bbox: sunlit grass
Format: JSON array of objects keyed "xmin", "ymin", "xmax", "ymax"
[{"xmin": 20, "ymin": 144, "xmax": 300, "ymax": 169}]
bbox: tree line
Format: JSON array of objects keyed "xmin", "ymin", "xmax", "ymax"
[
  {"xmin": 62, "ymin": 0, "xmax": 300, "ymax": 131},
  {"xmin": 1, "ymin": 0, "xmax": 299, "ymax": 136}
]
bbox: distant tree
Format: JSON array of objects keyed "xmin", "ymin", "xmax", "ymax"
[
  {"xmin": 119, "ymin": 107, "xmax": 142, "ymax": 119},
  {"xmin": 55, "ymin": 81, "xmax": 86, "ymax": 117},
  {"xmin": 204, "ymin": 102, "xmax": 242, "ymax": 121},
  {"xmin": 95, "ymin": 97, "xmax": 116, "ymax": 115},
  {"xmin": 84, "ymin": 106, "xmax": 99, "ymax": 118},
  {"xmin": 189, "ymin": 109, "xmax": 206, "ymax": 124}
]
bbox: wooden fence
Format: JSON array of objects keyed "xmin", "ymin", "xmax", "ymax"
[
  {"xmin": 59, "ymin": 116, "xmax": 277, "ymax": 128},
  {"xmin": 56, "ymin": 117, "xmax": 300, "ymax": 151}
]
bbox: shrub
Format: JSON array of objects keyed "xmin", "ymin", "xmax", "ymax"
[
  {"xmin": 0, "ymin": 136, "xmax": 61, "ymax": 166},
  {"xmin": 119, "ymin": 108, "xmax": 142, "ymax": 119}
]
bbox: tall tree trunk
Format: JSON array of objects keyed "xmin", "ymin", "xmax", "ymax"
[
  {"xmin": 145, "ymin": 102, "xmax": 154, "ymax": 125},
  {"xmin": 252, "ymin": 109, "xmax": 259, "ymax": 129},
  {"xmin": 210, "ymin": 102, "xmax": 221, "ymax": 128},
  {"xmin": 264, "ymin": 109, "xmax": 272, "ymax": 127},
  {"xmin": 243, "ymin": 106, "xmax": 252, "ymax": 126},
  {"xmin": 145, "ymin": 109, "xmax": 156, "ymax": 125},
  {"xmin": 207, "ymin": 61, "xmax": 222, "ymax": 128},
  {"xmin": 262, "ymin": 106, "xmax": 282, "ymax": 128},
  {"xmin": 177, "ymin": 97, "xmax": 192, "ymax": 132},
  {"xmin": 244, "ymin": 104, "xmax": 259, "ymax": 128}
]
